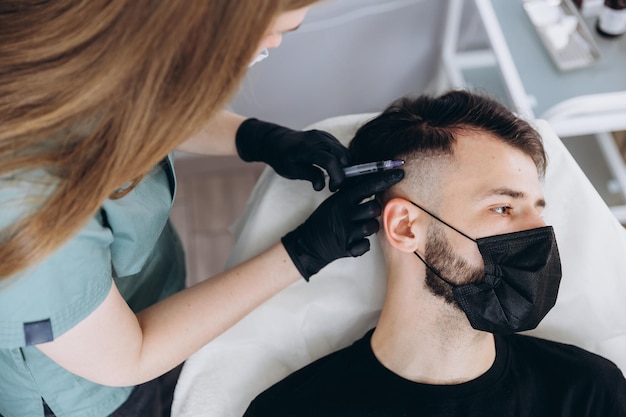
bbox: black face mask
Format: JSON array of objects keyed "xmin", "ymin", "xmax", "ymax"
[{"xmin": 410, "ymin": 201, "xmax": 562, "ymax": 335}]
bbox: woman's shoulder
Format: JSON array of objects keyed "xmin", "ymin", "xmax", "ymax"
[{"xmin": 0, "ymin": 170, "xmax": 115, "ymax": 349}]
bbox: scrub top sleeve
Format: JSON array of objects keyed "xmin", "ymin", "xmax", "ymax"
[
  {"xmin": 0, "ymin": 156, "xmax": 177, "ymax": 350},
  {"xmin": 0, "ymin": 209, "xmax": 114, "ymax": 349}
]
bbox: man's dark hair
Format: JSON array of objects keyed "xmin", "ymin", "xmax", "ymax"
[{"xmin": 349, "ymin": 90, "xmax": 546, "ymax": 177}]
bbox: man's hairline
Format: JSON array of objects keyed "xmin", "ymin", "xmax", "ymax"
[{"xmin": 381, "ymin": 131, "xmax": 546, "ymax": 212}]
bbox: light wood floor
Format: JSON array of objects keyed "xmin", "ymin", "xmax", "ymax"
[{"xmin": 169, "ymin": 156, "xmax": 264, "ymax": 287}]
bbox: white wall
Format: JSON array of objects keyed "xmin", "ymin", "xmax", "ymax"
[{"xmin": 230, "ymin": 0, "xmax": 459, "ymax": 130}]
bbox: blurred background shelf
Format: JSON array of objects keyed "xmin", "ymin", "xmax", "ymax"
[{"xmin": 443, "ymin": 0, "xmax": 626, "ymax": 222}]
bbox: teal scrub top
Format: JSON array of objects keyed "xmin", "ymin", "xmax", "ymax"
[{"xmin": 0, "ymin": 155, "xmax": 186, "ymax": 417}]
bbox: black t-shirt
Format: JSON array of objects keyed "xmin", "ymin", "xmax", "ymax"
[{"xmin": 244, "ymin": 329, "xmax": 626, "ymax": 417}]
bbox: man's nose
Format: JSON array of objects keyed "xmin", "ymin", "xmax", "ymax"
[{"xmin": 521, "ymin": 209, "xmax": 547, "ymax": 230}]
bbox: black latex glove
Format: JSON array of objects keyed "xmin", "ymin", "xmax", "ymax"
[
  {"xmin": 236, "ymin": 118, "xmax": 351, "ymax": 192},
  {"xmin": 282, "ymin": 169, "xmax": 405, "ymax": 281}
]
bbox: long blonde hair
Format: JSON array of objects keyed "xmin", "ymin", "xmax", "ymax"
[{"xmin": 0, "ymin": 0, "xmax": 318, "ymax": 280}]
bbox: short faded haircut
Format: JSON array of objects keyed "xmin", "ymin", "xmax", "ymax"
[{"xmin": 348, "ymin": 90, "xmax": 546, "ymax": 205}]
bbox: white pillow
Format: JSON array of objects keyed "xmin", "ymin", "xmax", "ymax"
[{"xmin": 172, "ymin": 115, "xmax": 626, "ymax": 417}]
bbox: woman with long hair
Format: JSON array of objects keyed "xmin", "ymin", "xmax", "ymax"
[{"xmin": 0, "ymin": 1, "xmax": 403, "ymax": 415}]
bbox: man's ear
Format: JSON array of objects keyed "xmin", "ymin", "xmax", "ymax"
[{"xmin": 382, "ymin": 198, "xmax": 428, "ymax": 253}]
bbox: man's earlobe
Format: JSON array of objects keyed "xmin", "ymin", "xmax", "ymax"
[{"xmin": 382, "ymin": 198, "xmax": 425, "ymax": 252}]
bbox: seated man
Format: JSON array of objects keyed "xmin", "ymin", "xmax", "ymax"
[{"xmin": 243, "ymin": 90, "xmax": 626, "ymax": 416}]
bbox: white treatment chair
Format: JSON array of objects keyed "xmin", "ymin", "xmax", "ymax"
[{"xmin": 172, "ymin": 114, "xmax": 626, "ymax": 417}]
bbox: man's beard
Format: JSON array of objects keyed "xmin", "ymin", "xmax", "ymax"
[{"xmin": 423, "ymin": 221, "xmax": 484, "ymax": 307}]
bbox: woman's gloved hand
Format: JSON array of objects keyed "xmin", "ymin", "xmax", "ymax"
[
  {"xmin": 281, "ymin": 169, "xmax": 404, "ymax": 281},
  {"xmin": 235, "ymin": 118, "xmax": 351, "ymax": 192}
]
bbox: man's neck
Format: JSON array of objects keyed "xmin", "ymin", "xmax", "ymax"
[{"xmin": 370, "ymin": 276, "xmax": 496, "ymax": 385}]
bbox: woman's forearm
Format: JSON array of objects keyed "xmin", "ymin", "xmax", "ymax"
[
  {"xmin": 176, "ymin": 110, "xmax": 247, "ymax": 156},
  {"xmin": 134, "ymin": 243, "xmax": 300, "ymax": 380},
  {"xmin": 38, "ymin": 243, "xmax": 301, "ymax": 387}
]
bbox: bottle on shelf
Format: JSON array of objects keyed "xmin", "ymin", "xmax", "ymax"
[{"xmin": 596, "ymin": 0, "xmax": 626, "ymax": 37}]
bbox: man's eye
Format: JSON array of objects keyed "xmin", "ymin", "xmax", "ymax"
[{"xmin": 493, "ymin": 206, "xmax": 512, "ymax": 215}]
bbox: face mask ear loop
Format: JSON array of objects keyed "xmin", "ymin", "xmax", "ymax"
[
  {"xmin": 413, "ymin": 251, "xmax": 457, "ymax": 288},
  {"xmin": 408, "ymin": 201, "xmax": 476, "ymax": 243}
]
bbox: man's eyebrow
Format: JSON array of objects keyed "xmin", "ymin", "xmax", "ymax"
[{"xmin": 481, "ymin": 187, "xmax": 546, "ymax": 208}]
